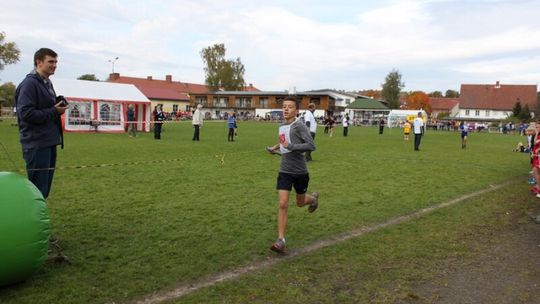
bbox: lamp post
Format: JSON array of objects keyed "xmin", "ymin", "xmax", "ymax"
[{"xmin": 108, "ymin": 57, "xmax": 119, "ymax": 73}]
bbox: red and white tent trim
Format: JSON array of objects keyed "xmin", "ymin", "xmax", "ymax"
[{"xmin": 53, "ymin": 79, "xmax": 151, "ymax": 133}]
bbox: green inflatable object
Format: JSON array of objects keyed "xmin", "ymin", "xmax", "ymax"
[{"xmin": 0, "ymin": 172, "xmax": 51, "ymax": 286}]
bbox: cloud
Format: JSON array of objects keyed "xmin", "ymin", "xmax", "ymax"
[{"xmin": 1, "ymin": 0, "xmax": 540, "ymax": 91}]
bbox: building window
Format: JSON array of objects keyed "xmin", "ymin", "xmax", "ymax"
[
  {"xmin": 465, "ymin": 109, "xmax": 470, "ymax": 116},
  {"xmin": 275, "ymin": 97, "xmax": 284, "ymax": 108},
  {"xmin": 310, "ymin": 98, "xmax": 321, "ymax": 105},
  {"xmin": 475, "ymin": 110, "xmax": 480, "ymax": 116},
  {"xmin": 173, "ymin": 104, "xmax": 179, "ymax": 112},
  {"xmin": 235, "ymin": 97, "xmax": 252, "ymax": 108},
  {"xmin": 485, "ymin": 110, "xmax": 490, "ymax": 117},
  {"xmin": 259, "ymin": 97, "xmax": 268, "ymax": 108},
  {"xmin": 195, "ymin": 96, "xmax": 207, "ymax": 106},
  {"xmin": 345, "ymin": 98, "xmax": 351, "ymax": 105},
  {"xmin": 213, "ymin": 96, "xmax": 228, "ymax": 107}
]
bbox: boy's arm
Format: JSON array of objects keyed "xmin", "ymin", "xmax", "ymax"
[{"xmin": 287, "ymin": 124, "xmax": 315, "ymax": 152}]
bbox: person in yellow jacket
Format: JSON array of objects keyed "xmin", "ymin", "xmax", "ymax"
[{"xmin": 403, "ymin": 119, "xmax": 411, "ymax": 141}]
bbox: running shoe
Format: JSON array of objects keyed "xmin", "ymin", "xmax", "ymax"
[
  {"xmin": 308, "ymin": 192, "xmax": 319, "ymax": 213},
  {"xmin": 270, "ymin": 238, "xmax": 286, "ymax": 253}
]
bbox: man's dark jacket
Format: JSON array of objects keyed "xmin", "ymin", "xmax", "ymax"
[{"xmin": 15, "ymin": 72, "xmax": 62, "ymax": 150}]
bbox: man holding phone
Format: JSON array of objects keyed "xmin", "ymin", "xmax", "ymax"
[{"xmin": 15, "ymin": 48, "xmax": 67, "ymax": 199}]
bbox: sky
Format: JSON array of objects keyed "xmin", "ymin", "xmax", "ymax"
[{"xmin": 1, "ymin": 0, "xmax": 540, "ymax": 93}]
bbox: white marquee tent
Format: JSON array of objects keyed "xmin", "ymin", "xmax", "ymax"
[
  {"xmin": 54, "ymin": 79, "xmax": 151, "ymax": 133},
  {"xmin": 387, "ymin": 110, "xmax": 427, "ymax": 128}
]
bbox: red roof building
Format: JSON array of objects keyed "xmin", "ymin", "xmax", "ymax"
[
  {"xmin": 455, "ymin": 81, "xmax": 537, "ymax": 121},
  {"xmin": 429, "ymin": 97, "xmax": 459, "ymax": 118},
  {"xmin": 108, "ymin": 73, "xmax": 260, "ymax": 114}
]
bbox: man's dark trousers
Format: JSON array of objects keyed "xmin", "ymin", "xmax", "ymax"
[
  {"xmin": 414, "ymin": 133, "xmax": 422, "ymax": 151},
  {"xmin": 23, "ymin": 146, "xmax": 57, "ymax": 198},
  {"xmin": 305, "ymin": 132, "xmax": 315, "ymax": 161}
]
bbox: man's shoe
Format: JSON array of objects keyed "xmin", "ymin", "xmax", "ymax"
[
  {"xmin": 308, "ymin": 192, "xmax": 319, "ymax": 213},
  {"xmin": 270, "ymin": 238, "xmax": 286, "ymax": 253}
]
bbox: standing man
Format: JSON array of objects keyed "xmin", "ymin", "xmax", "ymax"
[
  {"xmin": 460, "ymin": 121, "xmax": 468, "ymax": 149},
  {"xmin": 192, "ymin": 104, "xmax": 204, "ymax": 141},
  {"xmin": 413, "ymin": 112, "xmax": 424, "ymax": 151},
  {"xmin": 15, "ymin": 48, "xmax": 67, "ymax": 199},
  {"xmin": 304, "ymin": 103, "xmax": 317, "ymax": 161},
  {"xmin": 342, "ymin": 113, "xmax": 350, "ymax": 137},
  {"xmin": 126, "ymin": 104, "xmax": 136, "ymax": 137},
  {"xmin": 153, "ymin": 105, "xmax": 165, "ymax": 139},
  {"xmin": 379, "ymin": 117, "xmax": 385, "ymax": 135},
  {"xmin": 266, "ymin": 97, "xmax": 319, "ymax": 253},
  {"xmin": 227, "ymin": 112, "xmax": 237, "ymax": 142}
]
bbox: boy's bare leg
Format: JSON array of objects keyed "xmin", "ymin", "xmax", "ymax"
[{"xmin": 277, "ymin": 190, "xmax": 290, "ymax": 240}]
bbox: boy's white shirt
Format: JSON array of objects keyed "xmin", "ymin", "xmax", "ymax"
[{"xmin": 279, "ymin": 119, "xmax": 299, "ymax": 154}]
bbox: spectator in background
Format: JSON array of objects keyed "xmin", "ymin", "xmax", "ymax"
[
  {"xmin": 227, "ymin": 112, "xmax": 237, "ymax": 142},
  {"xmin": 192, "ymin": 104, "xmax": 204, "ymax": 141},
  {"xmin": 126, "ymin": 104, "xmax": 136, "ymax": 137},
  {"xmin": 403, "ymin": 119, "xmax": 411, "ymax": 141},
  {"xmin": 379, "ymin": 117, "xmax": 385, "ymax": 135},
  {"xmin": 304, "ymin": 103, "xmax": 317, "ymax": 161},
  {"xmin": 413, "ymin": 112, "xmax": 424, "ymax": 151},
  {"xmin": 460, "ymin": 121, "xmax": 469, "ymax": 149},
  {"xmin": 153, "ymin": 105, "xmax": 165, "ymax": 139},
  {"xmin": 343, "ymin": 113, "xmax": 350, "ymax": 137}
]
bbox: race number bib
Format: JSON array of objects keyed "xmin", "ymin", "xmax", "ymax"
[{"xmin": 279, "ymin": 123, "xmax": 292, "ymax": 154}]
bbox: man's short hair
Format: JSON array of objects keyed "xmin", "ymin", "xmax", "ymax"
[
  {"xmin": 283, "ymin": 97, "xmax": 299, "ymax": 109},
  {"xmin": 34, "ymin": 48, "xmax": 57, "ymax": 67},
  {"xmin": 308, "ymin": 103, "xmax": 316, "ymax": 110}
]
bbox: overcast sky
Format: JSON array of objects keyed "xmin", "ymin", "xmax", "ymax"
[{"xmin": 1, "ymin": 0, "xmax": 540, "ymax": 92}]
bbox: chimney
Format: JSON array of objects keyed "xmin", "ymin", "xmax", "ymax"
[
  {"xmin": 166, "ymin": 75, "xmax": 172, "ymax": 82},
  {"xmin": 147, "ymin": 76, "xmax": 153, "ymax": 80},
  {"xmin": 109, "ymin": 73, "xmax": 120, "ymax": 81},
  {"xmin": 495, "ymin": 81, "xmax": 500, "ymax": 88}
]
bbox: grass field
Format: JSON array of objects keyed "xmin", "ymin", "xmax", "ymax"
[{"xmin": 0, "ymin": 119, "xmax": 533, "ymax": 303}]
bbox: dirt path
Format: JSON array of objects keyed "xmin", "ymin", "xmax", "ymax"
[{"xmin": 401, "ymin": 206, "xmax": 540, "ymax": 304}]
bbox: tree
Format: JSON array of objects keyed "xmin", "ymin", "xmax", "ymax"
[
  {"xmin": 445, "ymin": 89, "xmax": 460, "ymax": 98},
  {"xmin": 428, "ymin": 91, "xmax": 443, "ymax": 97},
  {"xmin": 405, "ymin": 91, "xmax": 431, "ymax": 114},
  {"xmin": 0, "ymin": 82, "xmax": 16, "ymax": 107},
  {"xmin": 77, "ymin": 74, "xmax": 99, "ymax": 81},
  {"xmin": 519, "ymin": 104, "xmax": 531, "ymax": 121},
  {"xmin": 359, "ymin": 89, "xmax": 382, "ymax": 100},
  {"xmin": 512, "ymin": 101, "xmax": 522, "ymax": 118},
  {"xmin": 381, "ymin": 68, "xmax": 404, "ymax": 109},
  {"xmin": 200, "ymin": 43, "xmax": 245, "ymax": 91},
  {"xmin": 0, "ymin": 32, "xmax": 20, "ymax": 71}
]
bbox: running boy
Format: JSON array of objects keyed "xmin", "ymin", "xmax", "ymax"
[{"xmin": 266, "ymin": 97, "xmax": 319, "ymax": 253}]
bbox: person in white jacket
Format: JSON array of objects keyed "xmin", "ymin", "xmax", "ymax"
[
  {"xmin": 304, "ymin": 103, "xmax": 317, "ymax": 161},
  {"xmin": 192, "ymin": 104, "xmax": 204, "ymax": 141}
]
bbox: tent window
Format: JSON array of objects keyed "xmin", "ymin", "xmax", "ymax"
[
  {"xmin": 100, "ymin": 103, "xmax": 121, "ymax": 125},
  {"xmin": 67, "ymin": 102, "xmax": 91, "ymax": 125}
]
